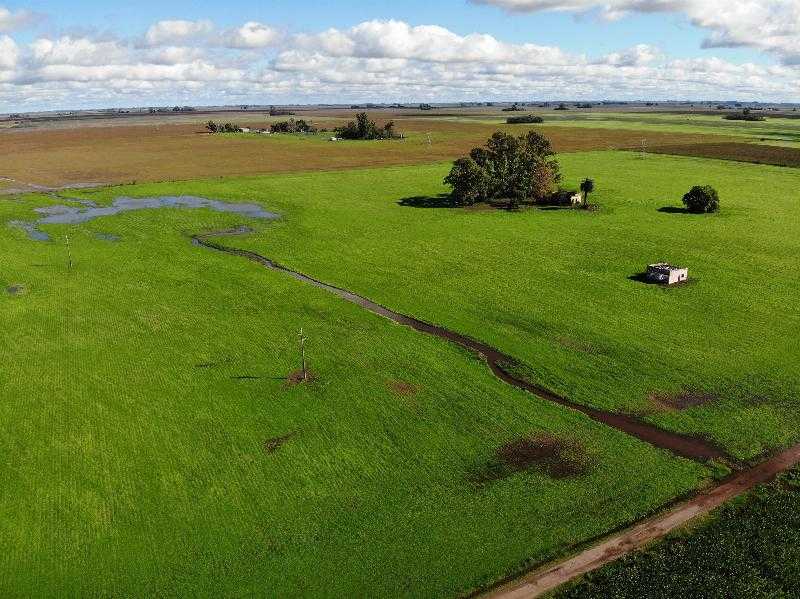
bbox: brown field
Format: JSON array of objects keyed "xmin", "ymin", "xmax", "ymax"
[
  {"xmin": 0, "ymin": 113, "xmax": 730, "ymax": 188},
  {"xmin": 646, "ymin": 141, "xmax": 800, "ymax": 167}
]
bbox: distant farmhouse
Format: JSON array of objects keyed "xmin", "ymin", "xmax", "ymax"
[{"xmin": 646, "ymin": 263, "xmax": 688, "ymax": 285}]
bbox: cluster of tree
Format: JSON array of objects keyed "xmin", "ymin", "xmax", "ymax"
[
  {"xmin": 682, "ymin": 185, "xmax": 720, "ymax": 213},
  {"xmin": 443, "ymin": 131, "xmax": 561, "ymax": 208},
  {"xmin": 205, "ymin": 121, "xmax": 243, "ymax": 133},
  {"xmin": 554, "ymin": 103, "xmax": 570, "ymax": 111},
  {"xmin": 502, "ymin": 103, "xmax": 525, "ymax": 112},
  {"xmin": 418, "ymin": 103, "xmax": 433, "ymax": 111},
  {"xmin": 270, "ymin": 118, "xmax": 317, "ymax": 134},
  {"xmin": 149, "ymin": 106, "xmax": 194, "ymax": 113},
  {"xmin": 506, "ymin": 115, "xmax": 544, "ymax": 124},
  {"xmin": 724, "ymin": 108, "xmax": 766, "ymax": 122},
  {"xmin": 334, "ymin": 112, "xmax": 401, "ymax": 140}
]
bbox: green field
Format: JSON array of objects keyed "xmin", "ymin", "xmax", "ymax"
[
  {"xmin": 2, "ymin": 149, "xmax": 798, "ymax": 595},
  {"xmin": 429, "ymin": 111, "xmax": 800, "ymax": 146}
]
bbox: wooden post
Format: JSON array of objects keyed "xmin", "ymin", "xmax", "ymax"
[{"xmin": 298, "ymin": 328, "xmax": 308, "ymax": 382}]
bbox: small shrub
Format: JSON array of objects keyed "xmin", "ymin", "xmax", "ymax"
[{"xmin": 682, "ymin": 185, "xmax": 720, "ymax": 214}]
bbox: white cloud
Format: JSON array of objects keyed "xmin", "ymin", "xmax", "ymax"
[
  {"xmin": 31, "ymin": 36, "xmax": 130, "ymax": 66},
  {"xmin": 0, "ymin": 34, "xmax": 17, "ymax": 69},
  {"xmin": 223, "ymin": 21, "xmax": 280, "ymax": 49},
  {"xmin": 293, "ymin": 19, "xmax": 573, "ymax": 65},
  {"xmin": 598, "ymin": 44, "xmax": 661, "ymax": 66},
  {"xmin": 144, "ymin": 19, "xmax": 214, "ymax": 47},
  {"xmin": 0, "ymin": 6, "xmax": 41, "ymax": 32},
  {"xmin": 1, "ymin": 16, "xmax": 799, "ymax": 110},
  {"xmin": 472, "ymin": 0, "xmax": 800, "ymax": 63}
]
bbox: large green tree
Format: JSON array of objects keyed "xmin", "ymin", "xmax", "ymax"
[{"xmin": 445, "ymin": 131, "xmax": 560, "ymax": 207}]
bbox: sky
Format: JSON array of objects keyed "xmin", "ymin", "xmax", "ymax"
[{"xmin": 0, "ymin": 0, "xmax": 798, "ymax": 111}]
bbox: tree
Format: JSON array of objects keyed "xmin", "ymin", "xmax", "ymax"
[
  {"xmin": 205, "ymin": 120, "xmax": 218, "ymax": 133},
  {"xmin": 443, "ymin": 130, "xmax": 560, "ymax": 208},
  {"xmin": 334, "ymin": 112, "xmax": 399, "ymax": 140},
  {"xmin": 443, "ymin": 157, "xmax": 488, "ymax": 206},
  {"xmin": 580, "ymin": 178, "xmax": 595, "ymax": 204},
  {"xmin": 682, "ymin": 185, "xmax": 720, "ymax": 213}
]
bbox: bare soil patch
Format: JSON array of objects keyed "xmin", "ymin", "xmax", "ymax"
[
  {"xmin": 649, "ymin": 389, "xmax": 718, "ymax": 411},
  {"xmin": 286, "ymin": 369, "xmax": 316, "ymax": 387},
  {"xmin": 474, "ymin": 435, "xmax": 592, "ymax": 483},
  {"xmin": 645, "ymin": 142, "xmax": 800, "ymax": 168},
  {"xmin": 387, "ymin": 380, "xmax": 419, "ymax": 396},
  {"xmin": 263, "ymin": 432, "xmax": 297, "ymax": 454}
]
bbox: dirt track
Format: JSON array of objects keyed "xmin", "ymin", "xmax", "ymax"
[
  {"xmin": 482, "ymin": 442, "xmax": 800, "ymax": 599},
  {"xmin": 192, "ymin": 228, "xmax": 729, "ymax": 464}
]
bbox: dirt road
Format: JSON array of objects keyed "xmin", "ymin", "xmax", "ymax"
[{"xmin": 482, "ymin": 443, "xmax": 800, "ymax": 599}]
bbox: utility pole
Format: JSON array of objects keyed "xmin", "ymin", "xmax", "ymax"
[
  {"xmin": 298, "ymin": 328, "xmax": 308, "ymax": 382},
  {"xmin": 65, "ymin": 235, "xmax": 73, "ymax": 270}
]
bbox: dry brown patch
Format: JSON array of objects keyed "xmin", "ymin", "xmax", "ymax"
[
  {"xmin": 264, "ymin": 432, "xmax": 297, "ymax": 454},
  {"xmin": 474, "ymin": 434, "xmax": 592, "ymax": 484},
  {"xmin": 285, "ymin": 369, "xmax": 316, "ymax": 387},
  {"xmin": 387, "ymin": 380, "xmax": 419, "ymax": 396},
  {"xmin": 649, "ymin": 389, "xmax": 718, "ymax": 411},
  {"xmin": 645, "ymin": 142, "xmax": 800, "ymax": 168},
  {"xmin": 0, "ymin": 116, "xmax": 732, "ymax": 188}
]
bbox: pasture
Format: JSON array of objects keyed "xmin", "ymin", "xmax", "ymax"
[
  {"xmin": 0, "ymin": 182, "xmax": 706, "ymax": 597},
  {"xmin": 2, "ymin": 113, "xmax": 799, "ymax": 596},
  {"xmin": 76, "ymin": 151, "xmax": 799, "ymax": 460}
]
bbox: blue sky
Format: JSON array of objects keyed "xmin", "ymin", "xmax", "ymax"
[
  {"xmin": 0, "ymin": 0, "xmax": 795, "ymax": 110},
  {"xmin": 12, "ymin": 0, "xmax": 765, "ymax": 62}
]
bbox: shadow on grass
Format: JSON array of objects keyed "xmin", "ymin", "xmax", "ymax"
[
  {"xmin": 629, "ymin": 273, "xmax": 698, "ymax": 287},
  {"xmin": 657, "ymin": 206, "xmax": 691, "ymax": 214},
  {"xmin": 397, "ymin": 194, "xmax": 456, "ymax": 208}
]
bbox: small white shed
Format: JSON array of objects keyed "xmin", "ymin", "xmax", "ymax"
[{"xmin": 646, "ymin": 263, "xmax": 688, "ymax": 285}]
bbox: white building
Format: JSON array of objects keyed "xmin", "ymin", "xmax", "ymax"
[{"xmin": 646, "ymin": 263, "xmax": 688, "ymax": 285}]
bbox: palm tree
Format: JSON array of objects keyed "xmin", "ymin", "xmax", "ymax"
[{"xmin": 580, "ymin": 178, "xmax": 595, "ymax": 205}]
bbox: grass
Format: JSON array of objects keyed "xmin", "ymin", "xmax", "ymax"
[
  {"xmin": 422, "ymin": 111, "xmax": 800, "ymax": 146},
  {"xmin": 0, "ymin": 187, "xmax": 707, "ymax": 597},
  {"xmin": 68, "ymin": 151, "xmax": 800, "ymax": 461},
  {"xmin": 556, "ymin": 468, "xmax": 800, "ymax": 598},
  {"xmin": 2, "ymin": 148, "xmax": 797, "ymax": 595}
]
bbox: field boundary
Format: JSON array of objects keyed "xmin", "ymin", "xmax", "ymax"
[{"xmin": 480, "ymin": 442, "xmax": 800, "ymax": 599}]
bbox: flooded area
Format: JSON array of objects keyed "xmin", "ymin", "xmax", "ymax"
[{"xmin": 8, "ymin": 195, "xmax": 279, "ymax": 241}]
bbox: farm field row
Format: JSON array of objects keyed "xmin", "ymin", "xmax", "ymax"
[
  {"xmin": 0, "ymin": 116, "xmax": 726, "ymax": 188},
  {"xmin": 557, "ymin": 466, "xmax": 800, "ymax": 598},
  {"xmin": 417, "ymin": 111, "xmax": 800, "ymax": 146}
]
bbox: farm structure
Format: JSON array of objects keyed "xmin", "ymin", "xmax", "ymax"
[{"xmin": 646, "ymin": 263, "xmax": 688, "ymax": 285}]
